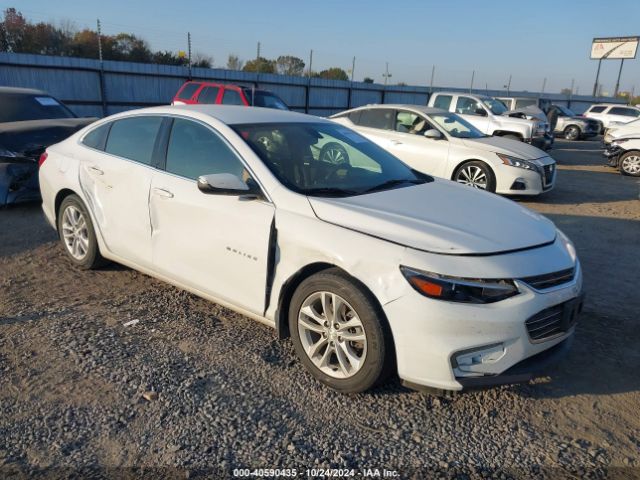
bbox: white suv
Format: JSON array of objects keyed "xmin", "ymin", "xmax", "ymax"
[
  {"xmin": 583, "ymin": 104, "xmax": 640, "ymax": 130},
  {"xmin": 427, "ymin": 92, "xmax": 551, "ymax": 150}
]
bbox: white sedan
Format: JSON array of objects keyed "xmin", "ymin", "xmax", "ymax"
[
  {"xmin": 330, "ymin": 105, "xmax": 556, "ymax": 195},
  {"xmin": 39, "ymin": 105, "xmax": 582, "ymax": 393}
]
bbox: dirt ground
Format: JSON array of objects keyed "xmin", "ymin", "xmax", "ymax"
[{"xmin": 0, "ymin": 138, "xmax": 639, "ymax": 478}]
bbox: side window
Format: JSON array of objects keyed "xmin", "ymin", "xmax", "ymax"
[
  {"xmin": 455, "ymin": 96, "xmax": 482, "ymax": 115},
  {"xmin": 166, "ymin": 118, "xmax": 246, "ymax": 180},
  {"xmin": 82, "ymin": 123, "xmax": 111, "ymax": 151},
  {"xmin": 197, "ymin": 86, "xmax": 220, "ymax": 104},
  {"xmin": 515, "ymin": 99, "xmax": 536, "ymax": 109},
  {"xmin": 221, "ymin": 89, "xmax": 245, "ymax": 105},
  {"xmin": 432, "ymin": 95, "xmax": 452, "ymax": 110},
  {"xmin": 609, "ymin": 107, "xmax": 640, "ymax": 117},
  {"xmin": 588, "ymin": 106, "xmax": 606, "ymax": 113},
  {"xmin": 395, "ymin": 110, "xmax": 428, "ymax": 134},
  {"xmin": 177, "ymin": 83, "xmax": 200, "ymax": 100},
  {"xmin": 348, "ymin": 110, "xmax": 362, "ymax": 124},
  {"xmin": 358, "ymin": 109, "xmax": 394, "ymax": 130},
  {"xmin": 105, "ymin": 116, "xmax": 163, "ymax": 165}
]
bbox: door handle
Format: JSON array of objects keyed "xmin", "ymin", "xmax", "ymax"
[
  {"xmin": 88, "ymin": 165, "xmax": 104, "ymax": 175},
  {"xmin": 152, "ymin": 187, "xmax": 174, "ymax": 199}
]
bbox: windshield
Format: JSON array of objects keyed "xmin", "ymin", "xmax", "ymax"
[
  {"xmin": 244, "ymin": 90, "xmax": 290, "ymax": 110},
  {"xmin": 482, "ymin": 98, "xmax": 508, "ymax": 115},
  {"xmin": 0, "ymin": 93, "xmax": 76, "ymax": 123},
  {"xmin": 556, "ymin": 105, "xmax": 576, "ymax": 117},
  {"xmin": 232, "ymin": 122, "xmax": 431, "ymax": 197},
  {"xmin": 428, "ymin": 112, "xmax": 487, "ymax": 139}
]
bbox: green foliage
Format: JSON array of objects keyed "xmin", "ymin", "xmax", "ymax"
[
  {"xmin": 276, "ymin": 55, "xmax": 305, "ymax": 76},
  {"xmin": 243, "ymin": 56, "xmax": 276, "ymax": 73},
  {"xmin": 315, "ymin": 67, "xmax": 349, "ymax": 81},
  {"xmin": 227, "ymin": 54, "xmax": 244, "ymax": 70},
  {"xmin": 363, "ymin": 77, "xmax": 374, "ymax": 84}
]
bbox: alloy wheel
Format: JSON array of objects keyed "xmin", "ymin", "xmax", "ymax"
[
  {"xmin": 321, "ymin": 145, "xmax": 348, "ymax": 165},
  {"xmin": 456, "ymin": 165, "xmax": 488, "ymax": 189},
  {"xmin": 61, "ymin": 205, "xmax": 90, "ymax": 260},
  {"xmin": 621, "ymin": 155, "xmax": 640, "ymax": 175},
  {"xmin": 297, "ymin": 291, "xmax": 367, "ymax": 379}
]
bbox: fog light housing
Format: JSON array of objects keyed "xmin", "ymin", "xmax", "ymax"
[
  {"xmin": 452, "ymin": 343, "xmax": 506, "ymax": 377},
  {"xmin": 510, "ymin": 179, "xmax": 527, "ymax": 190}
]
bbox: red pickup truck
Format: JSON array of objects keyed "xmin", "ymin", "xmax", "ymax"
[{"xmin": 172, "ymin": 81, "xmax": 289, "ymax": 110}]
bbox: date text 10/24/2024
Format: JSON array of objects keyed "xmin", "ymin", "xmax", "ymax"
[{"xmin": 232, "ymin": 468, "xmax": 400, "ymax": 478}]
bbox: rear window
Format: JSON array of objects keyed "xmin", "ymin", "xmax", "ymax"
[
  {"xmin": 515, "ymin": 99, "xmax": 537, "ymax": 109},
  {"xmin": 247, "ymin": 91, "xmax": 289, "ymax": 110},
  {"xmin": 588, "ymin": 106, "xmax": 606, "ymax": 113},
  {"xmin": 197, "ymin": 86, "xmax": 220, "ymax": 104},
  {"xmin": 105, "ymin": 116, "xmax": 163, "ymax": 165},
  {"xmin": 0, "ymin": 93, "xmax": 75, "ymax": 123},
  {"xmin": 432, "ymin": 95, "xmax": 452, "ymax": 110},
  {"xmin": 82, "ymin": 123, "xmax": 111, "ymax": 150},
  {"xmin": 609, "ymin": 107, "xmax": 640, "ymax": 117},
  {"xmin": 177, "ymin": 83, "xmax": 200, "ymax": 100}
]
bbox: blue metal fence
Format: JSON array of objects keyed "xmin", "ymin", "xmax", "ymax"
[{"xmin": 0, "ymin": 52, "xmax": 625, "ymax": 118}]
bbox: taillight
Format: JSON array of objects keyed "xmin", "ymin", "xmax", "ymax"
[{"xmin": 38, "ymin": 151, "xmax": 48, "ymax": 168}]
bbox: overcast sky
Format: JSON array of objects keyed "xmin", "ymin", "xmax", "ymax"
[{"xmin": 4, "ymin": 0, "xmax": 640, "ymax": 95}]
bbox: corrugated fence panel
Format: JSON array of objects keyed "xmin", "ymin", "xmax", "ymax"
[
  {"xmin": 0, "ymin": 65, "xmax": 99, "ymax": 102},
  {"xmin": 351, "ymin": 89, "xmax": 383, "ymax": 107},
  {"xmin": 104, "ymin": 72, "xmax": 183, "ymax": 104}
]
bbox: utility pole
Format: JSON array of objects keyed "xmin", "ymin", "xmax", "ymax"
[
  {"xmin": 256, "ymin": 41, "xmax": 261, "ymax": 60},
  {"xmin": 614, "ymin": 59, "xmax": 625, "ymax": 97},
  {"xmin": 382, "ymin": 62, "xmax": 392, "ymax": 86},
  {"xmin": 506, "ymin": 74, "xmax": 512, "ymax": 96},
  {"xmin": 540, "ymin": 77, "xmax": 546, "ymax": 96},
  {"xmin": 187, "ymin": 32, "xmax": 192, "ymax": 80},
  {"xmin": 630, "ymin": 86, "xmax": 635, "ymax": 105},
  {"xmin": 469, "ymin": 70, "xmax": 475, "ymax": 93},
  {"xmin": 429, "ymin": 65, "xmax": 435, "ymax": 94},
  {"xmin": 308, "ymin": 49, "xmax": 313, "ymax": 77},
  {"xmin": 568, "ymin": 78, "xmax": 574, "ymax": 107},
  {"xmin": 351, "ymin": 56, "xmax": 356, "ymax": 82},
  {"xmin": 96, "ymin": 19, "xmax": 106, "ymax": 117}
]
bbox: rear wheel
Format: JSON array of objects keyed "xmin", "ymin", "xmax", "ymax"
[
  {"xmin": 57, "ymin": 194, "xmax": 107, "ymax": 269},
  {"xmin": 319, "ymin": 142, "xmax": 349, "ymax": 165},
  {"xmin": 619, "ymin": 152, "xmax": 640, "ymax": 177},
  {"xmin": 453, "ymin": 161, "xmax": 496, "ymax": 192},
  {"xmin": 564, "ymin": 125, "xmax": 581, "ymax": 141},
  {"xmin": 288, "ymin": 269, "xmax": 392, "ymax": 393}
]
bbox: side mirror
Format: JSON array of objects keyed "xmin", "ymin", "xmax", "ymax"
[
  {"xmin": 197, "ymin": 173, "xmax": 261, "ymax": 198},
  {"xmin": 475, "ymin": 107, "xmax": 487, "ymax": 116},
  {"xmin": 423, "ymin": 129, "xmax": 443, "ymax": 139}
]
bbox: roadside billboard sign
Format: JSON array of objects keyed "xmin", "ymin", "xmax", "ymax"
[{"xmin": 590, "ymin": 37, "xmax": 639, "ymax": 60}]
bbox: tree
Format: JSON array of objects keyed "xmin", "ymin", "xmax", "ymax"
[
  {"xmin": 363, "ymin": 77, "xmax": 374, "ymax": 84},
  {"xmin": 192, "ymin": 52, "xmax": 213, "ymax": 68},
  {"xmin": 276, "ymin": 55, "xmax": 305, "ymax": 76},
  {"xmin": 243, "ymin": 56, "xmax": 276, "ymax": 74},
  {"xmin": 315, "ymin": 67, "xmax": 349, "ymax": 81},
  {"xmin": 0, "ymin": 8, "xmax": 28, "ymax": 52},
  {"xmin": 113, "ymin": 33, "xmax": 152, "ymax": 62},
  {"xmin": 227, "ymin": 54, "xmax": 244, "ymax": 70},
  {"xmin": 153, "ymin": 50, "xmax": 187, "ymax": 66},
  {"xmin": 560, "ymin": 88, "xmax": 573, "ymax": 95}
]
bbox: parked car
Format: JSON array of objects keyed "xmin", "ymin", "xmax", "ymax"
[
  {"xmin": 427, "ymin": 92, "xmax": 552, "ymax": 150},
  {"xmin": 603, "ymin": 118, "xmax": 640, "ymax": 145},
  {"xmin": 603, "ymin": 137, "xmax": 640, "ymax": 176},
  {"xmin": 172, "ymin": 81, "xmax": 289, "ymax": 110},
  {"xmin": 543, "ymin": 105, "xmax": 601, "ymax": 141},
  {"xmin": 583, "ymin": 104, "xmax": 640, "ymax": 130},
  {"xmin": 0, "ymin": 86, "xmax": 96, "ymax": 206},
  {"xmin": 330, "ymin": 104, "xmax": 556, "ymax": 195},
  {"xmin": 39, "ymin": 105, "xmax": 583, "ymax": 394}
]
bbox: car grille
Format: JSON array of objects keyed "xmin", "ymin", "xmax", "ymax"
[
  {"xmin": 542, "ymin": 164, "xmax": 555, "ymax": 187},
  {"xmin": 525, "ymin": 296, "xmax": 582, "ymax": 343},
  {"xmin": 520, "ymin": 267, "xmax": 575, "ymax": 290}
]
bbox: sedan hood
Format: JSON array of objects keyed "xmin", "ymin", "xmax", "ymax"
[
  {"xmin": 461, "ymin": 136, "xmax": 547, "ymax": 160},
  {"xmin": 308, "ymin": 180, "xmax": 556, "ymax": 255}
]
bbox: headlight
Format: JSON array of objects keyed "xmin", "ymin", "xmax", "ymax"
[
  {"xmin": 556, "ymin": 228, "xmax": 577, "ymax": 264},
  {"xmin": 400, "ymin": 266, "xmax": 519, "ymax": 304},
  {"xmin": 496, "ymin": 153, "xmax": 538, "ymax": 171}
]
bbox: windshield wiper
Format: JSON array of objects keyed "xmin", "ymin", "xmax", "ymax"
[
  {"xmin": 305, "ymin": 187, "xmax": 359, "ymax": 197},
  {"xmin": 363, "ymin": 178, "xmax": 424, "ymax": 194}
]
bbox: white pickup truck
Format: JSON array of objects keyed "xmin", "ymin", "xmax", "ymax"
[{"xmin": 427, "ymin": 92, "xmax": 552, "ymax": 150}]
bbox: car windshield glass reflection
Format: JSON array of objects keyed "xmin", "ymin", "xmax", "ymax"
[
  {"xmin": 232, "ymin": 122, "xmax": 431, "ymax": 197},
  {"xmin": 429, "ymin": 113, "xmax": 487, "ymax": 139},
  {"xmin": 482, "ymin": 98, "xmax": 508, "ymax": 115}
]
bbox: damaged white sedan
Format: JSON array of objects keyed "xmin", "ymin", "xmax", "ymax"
[{"xmin": 39, "ymin": 105, "xmax": 583, "ymax": 393}]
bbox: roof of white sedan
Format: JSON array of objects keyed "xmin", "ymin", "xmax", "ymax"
[
  {"xmin": 128, "ymin": 104, "xmax": 327, "ymax": 125},
  {"xmin": 335, "ymin": 104, "xmax": 447, "ymax": 116}
]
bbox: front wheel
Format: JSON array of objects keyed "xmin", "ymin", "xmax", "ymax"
[
  {"xmin": 453, "ymin": 161, "xmax": 496, "ymax": 192},
  {"xmin": 57, "ymin": 194, "xmax": 107, "ymax": 269},
  {"xmin": 288, "ymin": 269, "xmax": 392, "ymax": 393},
  {"xmin": 619, "ymin": 152, "xmax": 640, "ymax": 177},
  {"xmin": 564, "ymin": 125, "xmax": 581, "ymax": 141}
]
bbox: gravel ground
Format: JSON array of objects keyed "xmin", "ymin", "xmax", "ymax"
[{"xmin": 1, "ymin": 139, "xmax": 639, "ymax": 479}]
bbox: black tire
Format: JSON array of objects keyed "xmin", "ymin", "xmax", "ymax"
[
  {"xmin": 563, "ymin": 125, "xmax": 581, "ymax": 141},
  {"xmin": 288, "ymin": 268, "xmax": 393, "ymax": 393},
  {"xmin": 502, "ymin": 133, "xmax": 522, "ymax": 141},
  {"xmin": 319, "ymin": 142, "xmax": 349, "ymax": 165},
  {"xmin": 453, "ymin": 160, "xmax": 497, "ymax": 193},
  {"xmin": 57, "ymin": 194, "xmax": 108, "ymax": 269},
  {"xmin": 619, "ymin": 151, "xmax": 640, "ymax": 177}
]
